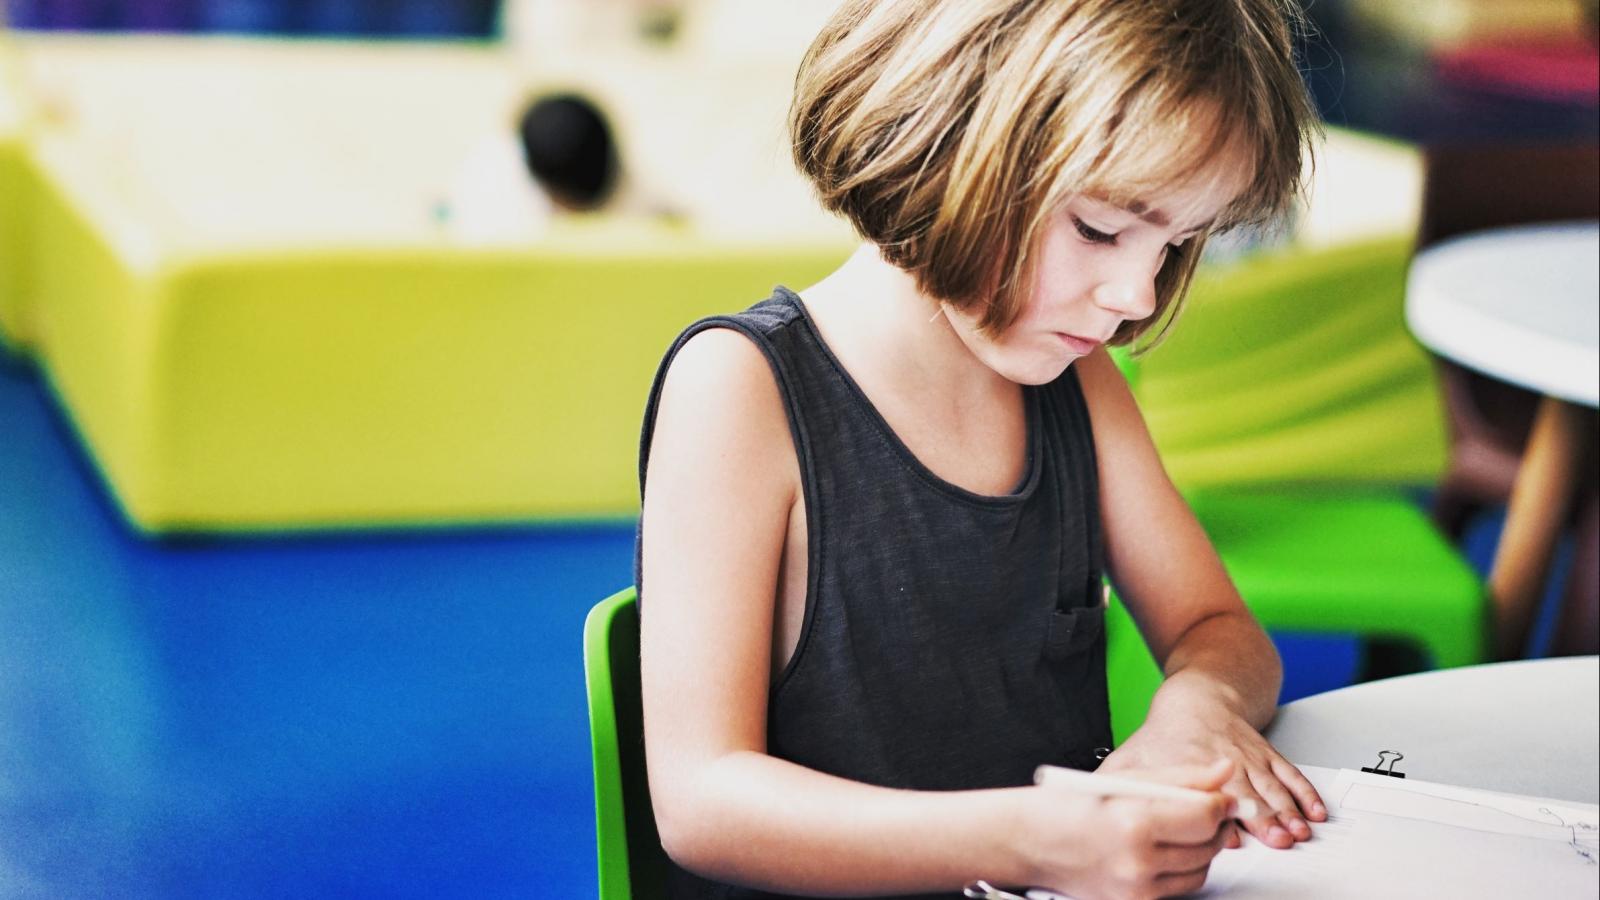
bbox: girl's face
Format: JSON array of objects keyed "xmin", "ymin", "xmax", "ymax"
[{"xmin": 943, "ymin": 162, "xmax": 1251, "ymax": 386}]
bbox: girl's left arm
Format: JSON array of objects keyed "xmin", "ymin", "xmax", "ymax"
[{"xmin": 1075, "ymin": 348, "xmax": 1327, "ymax": 850}]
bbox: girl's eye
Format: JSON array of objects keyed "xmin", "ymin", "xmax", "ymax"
[{"xmin": 1072, "ymin": 216, "xmax": 1117, "ymax": 245}]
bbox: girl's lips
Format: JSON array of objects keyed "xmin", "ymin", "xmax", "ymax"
[{"xmin": 1056, "ymin": 333, "xmax": 1102, "ymax": 355}]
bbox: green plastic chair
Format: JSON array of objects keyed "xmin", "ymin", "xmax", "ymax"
[
  {"xmin": 1103, "ymin": 488, "xmax": 1488, "ymax": 741},
  {"xmin": 584, "ymin": 587, "xmax": 667, "ymax": 900},
  {"xmin": 1105, "ymin": 238, "xmax": 1488, "ymax": 742},
  {"xmin": 1131, "ymin": 238, "xmax": 1450, "ymax": 489}
]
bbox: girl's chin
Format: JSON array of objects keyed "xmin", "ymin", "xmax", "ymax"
[{"xmin": 997, "ymin": 355, "xmax": 1077, "ymax": 386}]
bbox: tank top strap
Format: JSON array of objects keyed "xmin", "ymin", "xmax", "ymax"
[{"xmin": 636, "ymin": 292, "xmax": 814, "ymax": 509}]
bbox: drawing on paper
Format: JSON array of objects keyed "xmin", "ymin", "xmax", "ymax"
[{"xmin": 1337, "ymin": 779, "xmax": 1600, "ymax": 867}]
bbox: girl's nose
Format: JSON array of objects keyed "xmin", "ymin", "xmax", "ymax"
[{"xmin": 1093, "ymin": 280, "xmax": 1157, "ymax": 321}]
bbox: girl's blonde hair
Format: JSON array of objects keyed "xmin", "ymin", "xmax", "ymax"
[{"xmin": 790, "ymin": 0, "xmax": 1321, "ymax": 346}]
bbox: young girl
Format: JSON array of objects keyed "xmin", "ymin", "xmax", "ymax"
[{"xmin": 636, "ymin": 1, "xmax": 1325, "ymax": 897}]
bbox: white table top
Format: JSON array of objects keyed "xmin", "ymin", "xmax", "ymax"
[
  {"xmin": 1406, "ymin": 221, "xmax": 1599, "ymax": 407},
  {"xmin": 1266, "ymin": 656, "xmax": 1600, "ymax": 804}
]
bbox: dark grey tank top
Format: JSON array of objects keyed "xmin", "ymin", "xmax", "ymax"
[{"xmin": 636, "ymin": 288, "xmax": 1112, "ymax": 900}]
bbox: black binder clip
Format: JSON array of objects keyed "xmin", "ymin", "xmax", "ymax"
[{"xmin": 1361, "ymin": 749, "xmax": 1406, "ymax": 779}]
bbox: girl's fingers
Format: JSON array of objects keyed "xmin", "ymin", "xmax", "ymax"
[
  {"xmin": 1238, "ymin": 813, "xmax": 1293, "ymax": 849},
  {"xmin": 1270, "ymin": 756, "xmax": 1327, "ymax": 822},
  {"xmin": 1226, "ymin": 775, "xmax": 1289, "ymax": 848},
  {"xmin": 1138, "ymin": 792, "xmax": 1236, "ymax": 845},
  {"xmin": 1244, "ymin": 763, "xmax": 1311, "ymax": 844},
  {"xmin": 1149, "ymin": 822, "xmax": 1232, "ymax": 897},
  {"xmin": 1151, "ymin": 829, "xmax": 1227, "ymax": 876},
  {"xmin": 1223, "ymin": 821, "xmax": 1242, "ymax": 850},
  {"xmin": 1152, "ymin": 863, "xmax": 1214, "ymax": 898}
]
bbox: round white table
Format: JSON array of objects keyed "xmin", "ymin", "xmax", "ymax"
[
  {"xmin": 1406, "ymin": 221, "xmax": 1600, "ymax": 658},
  {"xmin": 1266, "ymin": 656, "xmax": 1600, "ymax": 804},
  {"xmin": 1407, "ymin": 222, "xmax": 1598, "ymax": 407}
]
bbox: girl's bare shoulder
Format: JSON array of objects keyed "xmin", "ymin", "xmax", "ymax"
[
  {"xmin": 657, "ymin": 327, "xmax": 784, "ymax": 423},
  {"xmin": 650, "ymin": 326, "xmax": 798, "ymax": 498}
]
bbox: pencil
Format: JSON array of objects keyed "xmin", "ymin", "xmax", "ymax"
[{"xmin": 1034, "ymin": 764, "xmax": 1260, "ymax": 820}]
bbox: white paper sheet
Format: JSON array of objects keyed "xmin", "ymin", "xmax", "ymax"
[{"xmin": 1027, "ymin": 766, "xmax": 1599, "ymax": 899}]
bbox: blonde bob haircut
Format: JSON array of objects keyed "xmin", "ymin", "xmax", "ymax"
[{"xmin": 790, "ymin": 0, "xmax": 1321, "ymax": 346}]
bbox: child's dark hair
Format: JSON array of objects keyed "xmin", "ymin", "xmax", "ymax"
[{"xmin": 517, "ymin": 93, "xmax": 620, "ymax": 211}]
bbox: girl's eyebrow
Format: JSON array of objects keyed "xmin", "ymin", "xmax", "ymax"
[
  {"xmin": 1081, "ymin": 195, "xmax": 1213, "ymax": 235},
  {"xmin": 1123, "ymin": 200, "xmax": 1211, "ymax": 235}
]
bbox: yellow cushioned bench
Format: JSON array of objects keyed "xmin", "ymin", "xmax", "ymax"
[
  {"xmin": 13, "ymin": 35, "xmax": 852, "ymax": 534},
  {"xmin": 0, "ymin": 35, "xmax": 29, "ymax": 346}
]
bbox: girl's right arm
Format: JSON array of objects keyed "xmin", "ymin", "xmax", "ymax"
[{"xmin": 638, "ymin": 328, "xmax": 1233, "ymax": 899}]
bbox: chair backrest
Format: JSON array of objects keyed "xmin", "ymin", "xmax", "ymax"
[
  {"xmin": 1125, "ymin": 237, "xmax": 1449, "ymax": 491},
  {"xmin": 584, "ymin": 587, "xmax": 667, "ymax": 900}
]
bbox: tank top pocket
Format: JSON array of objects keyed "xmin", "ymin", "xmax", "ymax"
[
  {"xmin": 1041, "ymin": 590, "xmax": 1114, "ymax": 769},
  {"xmin": 1043, "ymin": 602, "xmax": 1105, "ymax": 660}
]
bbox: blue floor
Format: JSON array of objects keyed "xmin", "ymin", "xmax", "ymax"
[{"xmin": 0, "ymin": 352, "xmax": 632, "ymax": 897}]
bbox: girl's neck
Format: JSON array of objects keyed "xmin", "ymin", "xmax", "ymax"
[{"xmin": 798, "ymin": 244, "xmax": 1015, "ymax": 407}]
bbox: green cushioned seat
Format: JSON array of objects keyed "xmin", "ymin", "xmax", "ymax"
[
  {"xmin": 584, "ymin": 587, "xmax": 667, "ymax": 900},
  {"xmin": 1105, "ymin": 239, "xmax": 1487, "ymax": 742},
  {"xmin": 1105, "ymin": 488, "xmax": 1488, "ymax": 742}
]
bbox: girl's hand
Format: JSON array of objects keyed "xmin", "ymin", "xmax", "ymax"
[
  {"xmin": 1097, "ymin": 701, "xmax": 1326, "ymax": 851},
  {"xmin": 1018, "ymin": 758, "xmax": 1237, "ymax": 900}
]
